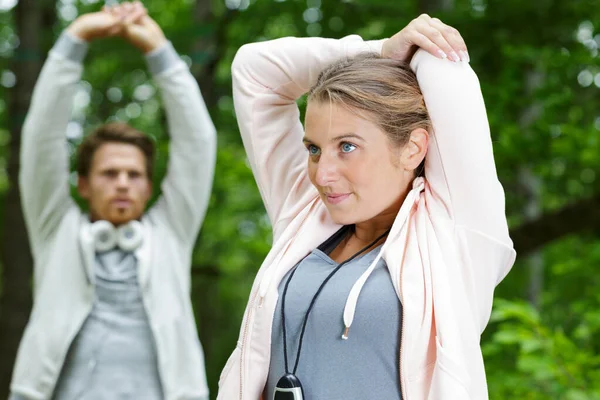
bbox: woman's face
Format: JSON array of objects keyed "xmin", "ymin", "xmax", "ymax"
[{"xmin": 304, "ymin": 101, "xmax": 426, "ymax": 226}]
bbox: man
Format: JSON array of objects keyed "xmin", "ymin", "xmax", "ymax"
[{"xmin": 10, "ymin": 2, "xmax": 215, "ymax": 399}]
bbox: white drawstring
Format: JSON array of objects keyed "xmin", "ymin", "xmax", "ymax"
[{"xmin": 341, "ymin": 177, "xmax": 424, "ymax": 339}]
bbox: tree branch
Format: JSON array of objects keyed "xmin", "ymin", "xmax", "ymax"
[
  {"xmin": 0, "ymin": 0, "xmax": 57, "ymax": 397},
  {"xmin": 510, "ymin": 192, "xmax": 600, "ymax": 256}
]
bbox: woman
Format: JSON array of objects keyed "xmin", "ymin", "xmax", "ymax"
[{"xmin": 219, "ymin": 14, "xmax": 515, "ymax": 399}]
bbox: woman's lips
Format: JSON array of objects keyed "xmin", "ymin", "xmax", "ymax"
[{"xmin": 325, "ymin": 193, "xmax": 350, "ymax": 205}]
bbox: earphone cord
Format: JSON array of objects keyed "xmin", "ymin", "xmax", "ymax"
[{"xmin": 281, "ymin": 227, "xmax": 391, "ymax": 375}]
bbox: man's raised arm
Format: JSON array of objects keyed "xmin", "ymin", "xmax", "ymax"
[
  {"xmin": 119, "ymin": 14, "xmax": 217, "ymax": 246},
  {"xmin": 19, "ymin": 11, "xmax": 133, "ymax": 251}
]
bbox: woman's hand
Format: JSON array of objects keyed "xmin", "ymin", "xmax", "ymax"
[{"xmin": 381, "ymin": 14, "xmax": 468, "ymax": 63}]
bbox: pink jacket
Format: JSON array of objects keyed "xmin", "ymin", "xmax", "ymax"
[{"xmin": 218, "ymin": 35, "xmax": 516, "ymax": 400}]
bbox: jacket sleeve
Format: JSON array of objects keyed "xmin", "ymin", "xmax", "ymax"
[
  {"xmin": 231, "ymin": 35, "xmax": 384, "ymax": 240},
  {"xmin": 19, "ymin": 33, "xmax": 84, "ymax": 253},
  {"xmin": 411, "ymin": 50, "xmax": 516, "ymax": 326},
  {"xmin": 146, "ymin": 42, "xmax": 217, "ymax": 247},
  {"xmin": 411, "ymin": 49, "xmax": 513, "ymax": 250}
]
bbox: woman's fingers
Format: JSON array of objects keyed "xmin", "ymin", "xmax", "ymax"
[
  {"xmin": 374, "ymin": 14, "xmax": 469, "ymax": 63},
  {"xmin": 427, "ymin": 16, "xmax": 469, "ymax": 61},
  {"xmin": 403, "ymin": 28, "xmax": 448, "ymax": 60},
  {"xmin": 407, "ymin": 14, "xmax": 468, "ymax": 62},
  {"xmin": 414, "ymin": 21, "xmax": 457, "ymax": 60}
]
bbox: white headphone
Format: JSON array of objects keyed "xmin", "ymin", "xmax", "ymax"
[{"xmin": 90, "ymin": 220, "xmax": 144, "ymax": 252}]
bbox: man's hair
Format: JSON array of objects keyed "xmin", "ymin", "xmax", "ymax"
[{"xmin": 76, "ymin": 122, "xmax": 155, "ymax": 178}]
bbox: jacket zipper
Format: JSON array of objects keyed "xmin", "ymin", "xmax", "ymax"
[
  {"xmin": 239, "ymin": 290, "xmax": 257, "ymax": 400},
  {"xmin": 399, "ymin": 291, "xmax": 407, "ymax": 400},
  {"xmin": 238, "ymin": 202, "xmax": 329, "ymax": 399},
  {"xmin": 399, "ymin": 211, "xmax": 414, "ymax": 400}
]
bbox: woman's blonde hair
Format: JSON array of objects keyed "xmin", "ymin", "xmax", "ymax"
[{"xmin": 308, "ymin": 53, "xmax": 431, "ymax": 150}]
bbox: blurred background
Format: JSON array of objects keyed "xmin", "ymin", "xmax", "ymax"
[{"xmin": 0, "ymin": 0, "xmax": 599, "ymax": 398}]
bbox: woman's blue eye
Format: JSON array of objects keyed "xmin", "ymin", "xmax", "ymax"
[
  {"xmin": 308, "ymin": 145, "xmax": 321, "ymax": 156},
  {"xmin": 341, "ymin": 142, "xmax": 356, "ymax": 153}
]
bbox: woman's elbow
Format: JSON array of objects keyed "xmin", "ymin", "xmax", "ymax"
[{"xmin": 231, "ymin": 42, "xmax": 264, "ymax": 76}]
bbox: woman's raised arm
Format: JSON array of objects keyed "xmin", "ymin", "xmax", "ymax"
[{"xmin": 231, "ymin": 36, "xmax": 384, "ymax": 239}]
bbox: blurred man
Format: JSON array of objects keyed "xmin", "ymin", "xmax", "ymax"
[{"xmin": 9, "ymin": 2, "xmax": 215, "ymax": 399}]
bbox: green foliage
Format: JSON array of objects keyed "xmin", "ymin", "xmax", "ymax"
[
  {"xmin": 1, "ymin": 0, "xmax": 600, "ymax": 398},
  {"xmin": 484, "ymin": 298, "xmax": 600, "ymax": 398}
]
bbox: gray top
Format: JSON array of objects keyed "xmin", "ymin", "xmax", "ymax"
[
  {"xmin": 51, "ymin": 249, "xmax": 163, "ymax": 400},
  {"xmin": 266, "ymin": 241, "xmax": 402, "ymax": 400}
]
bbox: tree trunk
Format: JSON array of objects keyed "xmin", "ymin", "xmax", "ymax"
[
  {"xmin": 191, "ymin": 0, "xmax": 236, "ymax": 106},
  {"xmin": 510, "ymin": 191, "xmax": 600, "ymax": 256},
  {"xmin": 0, "ymin": 1, "xmax": 55, "ymax": 397},
  {"xmin": 518, "ymin": 69, "xmax": 544, "ymax": 308},
  {"xmin": 419, "ymin": 0, "xmax": 454, "ymax": 13},
  {"xmin": 189, "ymin": 0, "xmax": 237, "ymax": 393},
  {"xmin": 519, "ymin": 167, "xmax": 544, "ymax": 308}
]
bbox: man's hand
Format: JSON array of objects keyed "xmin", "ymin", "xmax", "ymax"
[
  {"xmin": 381, "ymin": 14, "xmax": 469, "ymax": 63},
  {"xmin": 66, "ymin": 11, "xmax": 125, "ymax": 42},
  {"xmin": 66, "ymin": 2, "xmax": 146, "ymax": 42},
  {"xmin": 122, "ymin": 15, "xmax": 168, "ymax": 54},
  {"xmin": 107, "ymin": 2, "xmax": 167, "ymax": 54}
]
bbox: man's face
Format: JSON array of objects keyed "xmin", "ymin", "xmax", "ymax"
[{"xmin": 78, "ymin": 142, "xmax": 152, "ymax": 226}]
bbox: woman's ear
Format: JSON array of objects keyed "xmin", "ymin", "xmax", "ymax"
[{"xmin": 400, "ymin": 128, "xmax": 429, "ymax": 171}]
